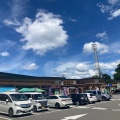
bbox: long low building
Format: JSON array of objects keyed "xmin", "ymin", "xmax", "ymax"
[{"xmin": 0, "ymin": 72, "xmax": 105, "ymax": 95}]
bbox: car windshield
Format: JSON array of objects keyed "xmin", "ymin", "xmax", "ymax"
[
  {"xmin": 10, "ymin": 94, "xmax": 29, "ymax": 101},
  {"xmin": 59, "ymin": 96, "xmax": 69, "ymax": 98},
  {"xmin": 33, "ymin": 94, "xmax": 44, "ymax": 100}
]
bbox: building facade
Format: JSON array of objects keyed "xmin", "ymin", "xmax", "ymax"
[{"xmin": 0, "ymin": 72, "xmax": 105, "ymax": 95}]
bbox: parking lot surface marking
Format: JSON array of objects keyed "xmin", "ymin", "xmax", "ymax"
[
  {"xmin": 61, "ymin": 113, "xmax": 88, "ymax": 120},
  {"xmin": 0, "ymin": 116, "xmax": 12, "ymax": 120}
]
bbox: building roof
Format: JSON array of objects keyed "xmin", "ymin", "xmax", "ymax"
[{"xmin": 0, "ymin": 72, "xmax": 63, "ymax": 81}]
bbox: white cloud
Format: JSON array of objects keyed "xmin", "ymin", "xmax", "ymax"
[
  {"xmin": 97, "ymin": 4, "xmax": 111, "ymax": 13},
  {"xmin": 96, "ymin": 31, "xmax": 108, "ymax": 40},
  {"xmin": 69, "ymin": 18, "xmax": 79, "ymax": 22},
  {"xmin": 15, "ymin": 10, "xmax": 68, "ymax": 55},
  {"xmin": 22, "ymin": 63, "xmax": 39, "ymax": 70},
  {"xmin": 100, "ymin": 60, "xmax": 120, "ymax": 70},
  {"xmin": 3, "ymin": 0, "xmax": 28, "ymax": 26},
  {"xmin": 44, "ymin": 61, "xmax": 95, "ymax": 79},
  {"xmin": 109, "ymin": 41, "xmax": 120, "ymax": 54},
  {"xmin": 116, "ymin": 50, "xmax": 120, "ymax": 53},
  {"xmin": 83, "ymin": 42, "xmax": 109, "ymax": 54},
  {"xmin": 97, "ymin": 0, "xmax": 120, "ymax": 20},
  {"xmin": 0, "ymin": 52, "xmax": 9, "ymax": 56},
  {"xmin": 43, "ymin": 59, "xmax": 120, "ymax": 79},
  {"xmin": 3, "ymin": 19, "xmax": 20, "ymax": 26},
  {"xmin": 108, "ymin": 0, "xmax": 119, "ymax": 5},
  {"xmin": 108, "ymin": 9, "xmax": 120, "ymax": 20}
]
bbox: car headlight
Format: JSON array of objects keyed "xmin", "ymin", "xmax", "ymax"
[{"xmin": 14, "ymin": 103, "xmax": 21, "ymax": 107}]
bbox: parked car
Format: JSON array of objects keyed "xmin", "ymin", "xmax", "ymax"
[
  {"xmin": 0, "ymin": 92, "xmax": 33, "ymax": 117},
  {"xmin": 84, "ymin": 90, "xmax": 102, "ymax": 102},
  {"xmin": 23, "ymin": 92, "xmax": 49, "ymax": 112},
  {"xmin": 101, "ymin": 92, "xmax": 112, "ymax": 101},
  {"xmin": 68, "ymin": 93, "xmax": 89, "ymax": 105},
  {"xmin": 81, "ymin": 93, "xmax": 97, "ymax": 103},
  {"xmin": 46, "ymin": 95, "xmax": 72, "ymax": 108},
  {"xmin": 111, "ymin": 89, "xmax": 120, "ymax": 99}
]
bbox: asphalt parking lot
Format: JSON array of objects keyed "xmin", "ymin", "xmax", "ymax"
[{"xmin": 0, "ymin": 99, "xmax": 120, "ymax": 120}]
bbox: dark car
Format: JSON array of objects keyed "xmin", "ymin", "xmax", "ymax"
[
  {"xmin": 111, "ymin": 89, "xmax": 120, "ymax": 99},
  {"xmin": 68, "ymin": 94, "xmax": 89, "ymax": 105}
]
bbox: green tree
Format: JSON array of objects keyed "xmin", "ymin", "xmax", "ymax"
[
  {"xmin": 103, "ymin": 74, "xmax": 112, "ymax": 83},
  {"xmin": 114, "ymin": 63, "xmax": 120, "ymax": 81}
]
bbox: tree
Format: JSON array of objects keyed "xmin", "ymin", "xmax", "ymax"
[
  {"xmin": 114, "ymin": 63, "xmax": 120, "ymax": 81},
  {"xmin": 103, "ymin": 74, "xmax": 112, "ymax": 83}
]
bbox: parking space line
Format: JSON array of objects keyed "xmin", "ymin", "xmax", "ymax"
[{"xmin": 112, "ymin": 109, "xmax": 120, "ymax": 111}]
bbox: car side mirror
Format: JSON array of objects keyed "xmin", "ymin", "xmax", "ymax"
[
  {"xmin": 29, "ymin": 98, "xmax": 32, "ymax": 101},
  {"xmin": 6, "ymin": 99, "xmax": 9, "ymax": 102}
]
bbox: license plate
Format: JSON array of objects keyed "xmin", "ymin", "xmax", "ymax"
[{"xmin": 42, "ymin": 107, "xmax": 45, "ymax": 109}]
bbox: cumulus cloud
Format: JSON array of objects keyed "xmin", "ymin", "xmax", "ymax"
[
  {"xmin": 83, "ymin": 42, "xmax": 109, "ymax": 54},
  {"xmin": 100, "ymin": 60, "xmax": 120, "ymax": 70},
  {"xmin": 44, "ymin": 61, "xmax": 95, "ymax": 79},
  {"xmin": 22, "ymin": 63, "xmax": 39, "ymax": 70},
  {"xmin": 96, "ymin": 31, "xmax": 108, "ymax": 40},
  {"xmin": 43, "ymin": 57, "xmax": 120, "ymax": 79},
  {"xmin": 97, "ymin": 0, "xmax": 120, "ymax": 20},
  {"xmin": 15, "ymin": 10, "xmax": 68, "ymax": 55},
  {"xmin": 0, "ymin": 52, "xmax": 9, "ymax": 56}
]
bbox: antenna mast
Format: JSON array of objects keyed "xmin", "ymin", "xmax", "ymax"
[{"xmin": 92, "ymin": 44, "xmax": 102, "ymax": 78}]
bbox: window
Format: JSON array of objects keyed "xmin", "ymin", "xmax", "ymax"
[
  {"xmin": 92, "ymin": 91, "xmax": 96, "ymax": 95},
  {"xmin": 98, "ymin": 91, "xmax": 101, "ymax": 95},
  {"xmin": 24, "ymin": 94, "xmax": 31, "ymax": 99},
  {"xmin": 59, "ymin": 96, "xmax": 69, "ymax": 98},
  {"xmin": 0, "ymin": 94, "xmax": 5, "ymax": 101},
  {"xmin": 5, "ymin": 95, "xmax": 12, "ymax": 102},
  {"xmin": 10, "ymin": 94, "xmax": 29, "ymax": 101},
  {"xmin": 33, "ymin": 94, "xmax": 44, "ymax": 100}
]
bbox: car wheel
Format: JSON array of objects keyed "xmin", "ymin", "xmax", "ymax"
[
  {"xmin": 33, "ymin": 106, "xmax": 37, "ymax": 112},
  {"xmin": 102, "ymin": 96, "xmax": 106, "ymax": 101},
  {"xmin": 55, "ymin": 103, "xmax": 60, "ymax": 109},
  {"xmin": 76, "ymin": 101, "xmax": 80, "ymax": 106},
  {"xmin": 8, "ymin": 108, "xmax": 14, "ymax": 117}
]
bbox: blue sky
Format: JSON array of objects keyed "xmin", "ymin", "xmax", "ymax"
[{"xmin": 0, "ymin": 0, "xmax": 120, "ymax": 79}]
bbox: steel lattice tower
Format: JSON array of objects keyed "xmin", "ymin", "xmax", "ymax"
[{"xmin": 92, "ymin": 44, "xmax": 102, "ymax": 78}]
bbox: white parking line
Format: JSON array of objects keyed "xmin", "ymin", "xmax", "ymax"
[
  {"xmin": 0, "ymin": 116, "xmax": 12, "ymax": 120},
  {"xmin": 92, "ymin": 107, "xmax": 107, "ymax": 110},
  {"xmin": 112, "ymin": 109, "xmax": 120, "ymax": 111}
]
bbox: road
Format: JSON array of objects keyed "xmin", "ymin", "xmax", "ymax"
[{"xmin": 0, "ymin": 100, "xmax": 120, "ymax": 120}]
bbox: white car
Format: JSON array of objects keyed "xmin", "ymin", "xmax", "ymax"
[
  {"xmin": 0, "ymin": 92, "xmax": 33, "ymax": 117},
  {"xmin": 47, "ymin": 95, "xmax": 72, "ymax": 108},
  {"xmin": 82, "ymin": 93, "xmax": 97, "ymax": 103},
  {"xmin": 23, "ymin": 92, "xmax": 49, "ymax": 112}
]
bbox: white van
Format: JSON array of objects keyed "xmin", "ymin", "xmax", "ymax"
[
  {"xmin": 23, "ymin": 92, "xmax": 49, "ymax": 112},
  {"xmin": 0, "ymin": 92, "xmax": 33, "ymax": 117}
]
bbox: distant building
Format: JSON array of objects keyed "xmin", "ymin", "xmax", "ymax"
[{"xmin": 0, "ymin": 72, "xmax": 105, "ymax": 95}]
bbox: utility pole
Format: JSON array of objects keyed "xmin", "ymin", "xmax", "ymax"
[{"xmin": 92, "ymin": 44, "xmax": 102, "ymax": 78}]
